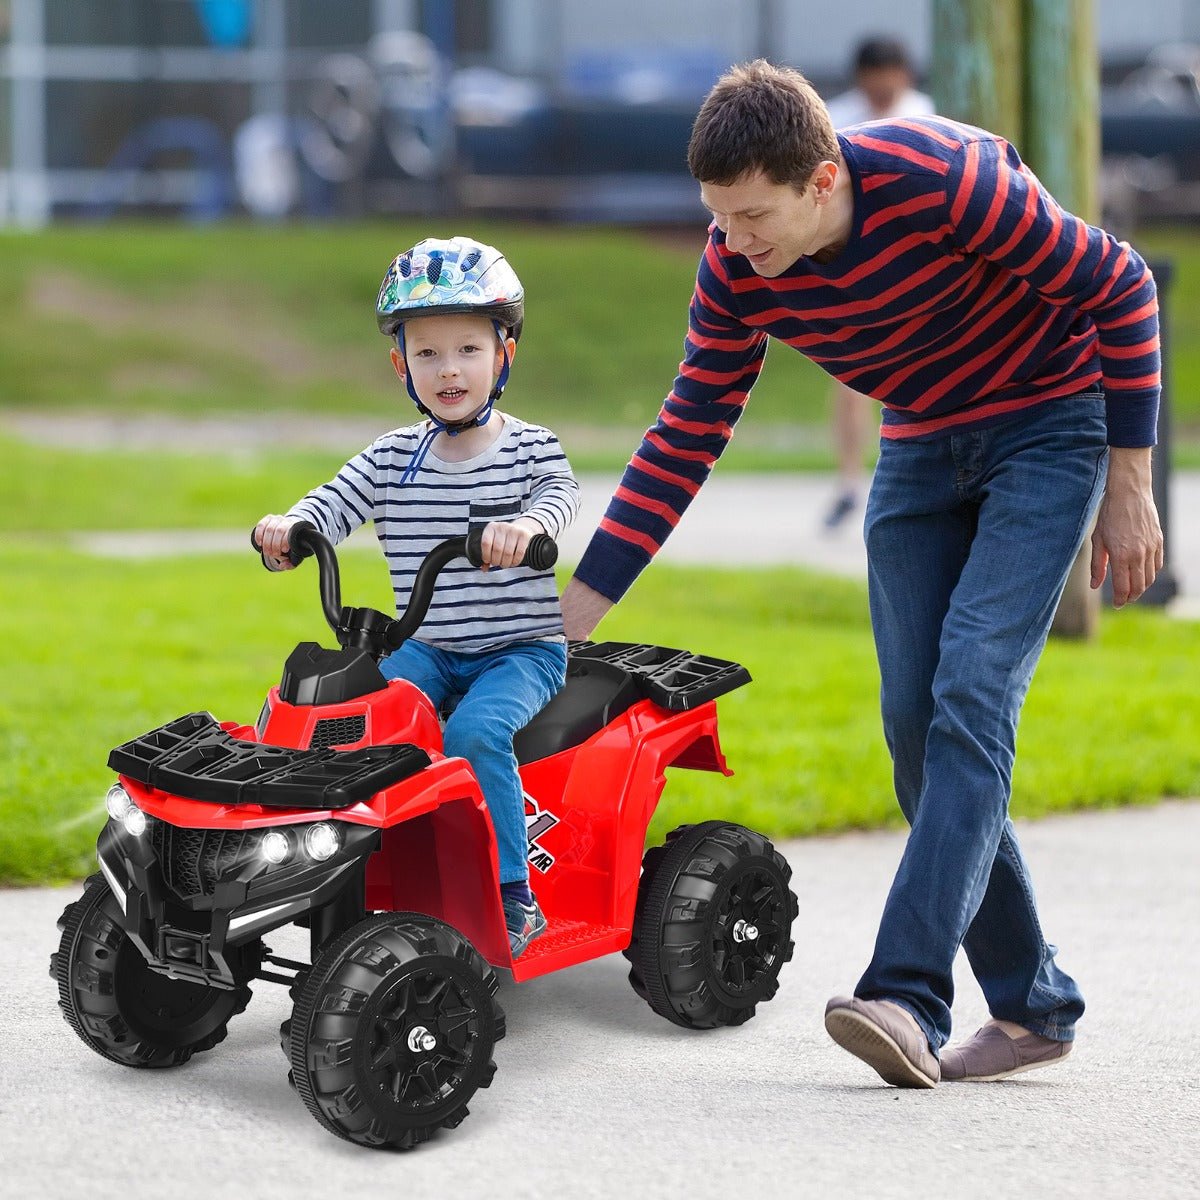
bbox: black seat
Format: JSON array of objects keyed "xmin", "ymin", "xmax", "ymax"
[{"xmin": 513, "ymin": 658, "xmax": 642, "ymax": 764}]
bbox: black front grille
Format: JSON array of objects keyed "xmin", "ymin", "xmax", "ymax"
[
  {"xmin": 309, "ymin": 714, "xmax": 366, "ymax": 750},
  {"xmin": 151, "ymin": 822, "xmax": 255, "ymax": 897}
]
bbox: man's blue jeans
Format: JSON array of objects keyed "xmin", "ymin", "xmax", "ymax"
[
  {"xmin": 379, "ymin": 638, "xmax": 568, "ymax": 884},
  {"xmin": 855, "ymin": 395, "xmax": 1109, "ymax": 1052}
]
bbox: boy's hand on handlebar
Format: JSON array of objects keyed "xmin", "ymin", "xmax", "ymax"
[
  {"xmin": 480, "ymin": 517, "xmax": 544, "ymax": 571},
  {"xmin": 254, "ymin": 514, "xmax": 302, "ymax": 571}
]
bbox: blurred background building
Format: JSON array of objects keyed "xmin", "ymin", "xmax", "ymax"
[{"xmin": 2, "ymin": 0, "xmax": 1198, "ymax": 229}]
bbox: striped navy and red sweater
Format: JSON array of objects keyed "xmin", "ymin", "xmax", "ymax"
[{"xmin": 574, "ymin": 116, "xmax": 1161, "ymax": 604}]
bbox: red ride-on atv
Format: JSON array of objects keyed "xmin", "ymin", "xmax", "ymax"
[{"xmin": 52, "ymin": 522, "xmax": 798, "ymax": 1150}]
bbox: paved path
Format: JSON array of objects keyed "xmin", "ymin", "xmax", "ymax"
[
  {"xmin": 73, "ymin": 470, "xmax": 1200, "ymax": 614},
  {"xmin": 6, "ymin": 802, "xmax": 1198, "ymax": 1199}
]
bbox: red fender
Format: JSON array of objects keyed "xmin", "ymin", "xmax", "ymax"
[{"xmin": 509, "ymin": 698, "xmax": 731, "ymax": 981}]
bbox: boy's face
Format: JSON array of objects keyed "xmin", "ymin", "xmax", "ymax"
[{"xmin": 390, "ymin": 313, "xmax": 516, "ymax": 422}]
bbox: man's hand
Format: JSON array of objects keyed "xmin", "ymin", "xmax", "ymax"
[
  {"xmin": 254, "ymin": 513, "xmax": 302, "ymax": 571},
  {"xmin": 1090, "ymin": 447, "xmax": 1164, "ymax": 606},
  {"xmin": 560, "ymin": 578, "xmax": 614, "ymax": 641},
  {"xmin": 480, "ymin": 516, "xmax": 544, "ymax": 570}
]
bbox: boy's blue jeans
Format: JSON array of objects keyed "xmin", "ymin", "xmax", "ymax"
[
  {"xmin": 855, "ymin": 394, "xmax": 1109, "ymax": 1052},
  {"xmin": 379, "ymin": 638, "xmax": 568, "ymax": 884}
]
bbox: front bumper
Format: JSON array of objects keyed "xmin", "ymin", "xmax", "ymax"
[{"xmin": 96, "ymin": 817, "xmax": 379, "ymax": 989}]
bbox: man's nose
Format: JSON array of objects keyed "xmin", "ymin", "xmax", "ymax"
[{"xmin": 725, "ymin": 223, "xmax": 750, "ymax": 252}]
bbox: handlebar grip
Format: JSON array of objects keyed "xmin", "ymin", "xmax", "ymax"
[
  {"xmin": 523, "ymin": 533, "xmax": 559, "ymax": 571},
  {"xmin": 464, "ymin": 527, "xmax": 558, "ymax": 571},
  {"xmin": 465, "ymin": 525, "xmax": 485, "ymax": 568},
  {"xmin": 287, "ymin": 522, "xmax": 319, "ymax": 565},
  {"xmin": 251, "ymin": 520, "xmax": 317, "ymax": 570}
]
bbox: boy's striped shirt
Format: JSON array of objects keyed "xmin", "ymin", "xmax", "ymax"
[
  {"xmin": 576, "ymin": 116, "xmax": 1161, "ymax": 602},
  {"xmin": 287, "ymin": 415, "xmax": 580, "ymax": 653}
]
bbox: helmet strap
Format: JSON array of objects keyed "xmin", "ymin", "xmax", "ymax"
[{"xmin": 489, "ymin": 319, "xmax": 511, "ymax": 402}]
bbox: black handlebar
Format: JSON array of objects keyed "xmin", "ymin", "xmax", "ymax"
[
  {"xmin": 251, "ymin": 521, "xmax": 340, "ymax": 629},
  {"xmin": 251, "ymin": 522, "xmax": 559, "ymax": 658}
]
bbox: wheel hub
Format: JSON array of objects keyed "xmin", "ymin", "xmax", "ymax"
[
  {"xmin": 709, "ymin": 867, "xmax": 785, "ymax": 996},
  {"xmin": 406, "ymin": 1025, "xmax": 438, "ymax": 1053},
  {"xmin": 366, "ymin": 966, "xmax": 485, "ymax": 1114}
]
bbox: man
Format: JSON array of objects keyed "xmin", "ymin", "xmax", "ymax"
[
  {"xmin": 823, "ymin": 37, "xmax": 935, "ymax": 529},
  {"xmin": 561, "ymin": 60, "xmax": 1163, "ymax": 1088}
]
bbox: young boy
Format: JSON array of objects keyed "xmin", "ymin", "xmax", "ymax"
[{"xmin": 254, "ymin": 236, "xmax": 580, "ymax": 957}]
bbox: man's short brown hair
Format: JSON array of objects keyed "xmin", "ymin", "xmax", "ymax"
[{"xmin": 688, "ymin": 59, "xmax": 840, "ymax": 190}]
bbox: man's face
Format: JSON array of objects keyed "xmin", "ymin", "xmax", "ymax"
[
  {"xmin": 856, "ymin": 65, "xmax": 913, "ymax": 116},
  {"xmin": 700, "ymin": 168, "xmax": 831, "ymax": 277}
]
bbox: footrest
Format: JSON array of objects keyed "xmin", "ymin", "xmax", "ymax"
[
  {"xmin": 109, "ymin": 712, "xmax": 430, "ymax": 809},
  {"xmin": 509, "ymin": 919, "xmax": 628, "ymax": 982}
]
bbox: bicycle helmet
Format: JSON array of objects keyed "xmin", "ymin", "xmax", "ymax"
[{"xmin": 377, "ymin": 236, "xmax": 524, "ymax": 341}]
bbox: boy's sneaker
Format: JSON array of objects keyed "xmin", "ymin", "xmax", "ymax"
[{"xmin": 503, "ymin": 894, "xmax": 547, "ymax": 958}]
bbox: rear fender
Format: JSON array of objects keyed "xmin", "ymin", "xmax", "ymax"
[
  {"xmin": 666, "ymin": 724, "xmax": 731, "ymax": 775},
  {"xmin": 612, "ymin": 699, "xmax": 731, "ymax": 929},
  {"xmin": 517, "ymin": 699, "xmax": 731, "ymax": 931}
]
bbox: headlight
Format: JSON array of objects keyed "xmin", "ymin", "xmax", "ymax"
[
  {"xmin": 304, "ymin": 822, "xmax": 340, "ymax": 862},
  {"xmin": 261, "ymin": 829, "xmax": 291, "ymax": 865},
  {"xmin": 106, "ymin": 784, "xmax": 132, "ymax": 822},
  {"xmin": 123, "ymin": 806, "xmax": 148, "ymax": 837}
]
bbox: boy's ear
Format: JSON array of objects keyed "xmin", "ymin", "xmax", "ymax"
[
  {"xmin": 496, "ymin": 336, "xmax": 517, "ymax": 370},
  {"xmin": 389, "ymin": 346, "xmax": 407, "ymax": 380}
]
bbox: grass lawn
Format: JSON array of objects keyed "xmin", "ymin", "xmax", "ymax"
[
  {"xmin": 3, "ymin": 221, "xmax": 1198, "ymax": 466},
  {"xmin": 0, "ymin": 220, "xmax": 829, "ymax": 431},
  {"xmin": 2, "ymin": 547, "xmax": 1196, "ymax": 886},
  {"xmin": 0, "ymin": 425, "xmax": 836, "ymax": 538}
]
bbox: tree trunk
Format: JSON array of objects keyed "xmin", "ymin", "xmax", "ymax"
[
  {"xmin": 1024, "ymin": 0, "xmax": 1101, "ymax": 638},
  {"xmin": 932, "ymin": 0, "xmax": 1101, "ymax": 639},
  {"xmin": 930, "ymin": 0, "xmax": 1024, "ymax": 143}
]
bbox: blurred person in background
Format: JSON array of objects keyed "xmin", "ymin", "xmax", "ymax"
[{"xmin": 823, "ymin": 38, "xmax": 935, "ymax": 529}]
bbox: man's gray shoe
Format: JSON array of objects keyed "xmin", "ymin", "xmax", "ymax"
[
  {"xmin": 824, "ymin": 996, "xmax": 940, "ymax": 1089},
  {"xmin": 940, "ymin": 1023, "xmax": 1073, "ymax": 1082}
]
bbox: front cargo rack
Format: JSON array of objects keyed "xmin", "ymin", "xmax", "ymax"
[
  {"xmin": 109, "ymin": 712, "xmax": 430, "ymax": 809},
  {"xmin": 568, "ymin": 641, "xmax": 751, "ymax": 711}
]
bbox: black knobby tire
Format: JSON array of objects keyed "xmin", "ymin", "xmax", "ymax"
[
  {"xmin": 625, "ymin": 822, "xmax": 799, "ymax": 1029},
  {"xmin": 50, "ymin": 874, "xmax": 253, "ymax": 1067},
  {"xmin": 285, "ymin": 913, "xmax": 505, "ymax": 1150}
]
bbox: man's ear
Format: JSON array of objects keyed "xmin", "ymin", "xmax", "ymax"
[
  {"xmin": 390, "ymin": 346, "xmax": 407, "ymax": 381},
  {"xmin": 812, "ymin": 160, "xmax": 839, "ymax": 204}
]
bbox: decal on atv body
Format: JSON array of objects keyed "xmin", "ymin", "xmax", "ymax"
[{"xmin": 523, "ymin": 792, "xmax": 560, "ymax": 873}]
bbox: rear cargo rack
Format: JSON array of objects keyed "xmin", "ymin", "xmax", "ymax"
[
  {"xmin": 109, "ymin": 712, "xmax": 430, "ymax": 809},
  {"xmin": 568, "ymin": 641, "xmax": 750, "ymax": 711}
]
